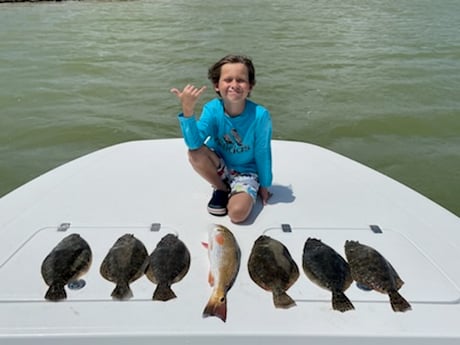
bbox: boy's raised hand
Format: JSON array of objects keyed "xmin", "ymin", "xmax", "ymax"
[{"xmin": 170, "ymin": 84, "xmax": 207, "ymax": 117}]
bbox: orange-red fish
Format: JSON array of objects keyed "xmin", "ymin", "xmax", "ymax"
[{"xmin": 202, "ymin": 224, "xmax": 240, "ymax": 322}]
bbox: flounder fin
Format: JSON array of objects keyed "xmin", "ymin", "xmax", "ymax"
[
  {"xmin": 273, "ymin": 291, "xmax": 296, "ymax": 309},
  {"xmin": 45, "ymin": 284, "xmax": 67, "ymax": 301},
  {"xmin": 389, "ymin": 290, "xmax": 412, "ymax": 312},
  {"xmin": 111, "ymin": 282, "xmax": 133, "ymax": 300},
  {"xmin": 332, "ymin": 291, "xmax": 355, "ymax": 312},
  {"xmin": 153, "ymin": 284, "xmax": 176, "ymax": 301}
]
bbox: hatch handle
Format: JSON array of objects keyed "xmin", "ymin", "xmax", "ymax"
[
  {"xmin": 281, "ymin": 223, "xmax": 292, "ymax": 233},
  {"xmin": 150, "ymin": 222, "xmax": 161, "ymax": 232},
  {"xmin": 369, "ymin": 224, "xmax": 383, "ymax": 233},
  {"xmin": 57, "ymin": 222, "xmax": 71, "ymax": 232}
]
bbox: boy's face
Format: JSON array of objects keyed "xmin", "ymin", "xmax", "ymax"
[{"xmin": 215, "ymin": 63, "xmax": 252, "ymax": 103}]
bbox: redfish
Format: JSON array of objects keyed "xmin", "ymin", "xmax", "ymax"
[{"xmin": 202, "ymin": 224, "xmax": 241, "ymax": 322}]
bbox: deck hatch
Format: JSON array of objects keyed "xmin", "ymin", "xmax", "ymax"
[
  {"xmin": 263, "ymin": 226, "xmax": 460, "ymax": 305},
  {"xmin": 0, "ymin": 225, "xmax": 180, "ymax": 302}
]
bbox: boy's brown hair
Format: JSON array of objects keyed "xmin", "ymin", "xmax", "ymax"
[{"xmin": 208, "ymin": 54, "xmax": 256, "ymax": 96}]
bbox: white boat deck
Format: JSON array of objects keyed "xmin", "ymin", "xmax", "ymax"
[{"xmin": 0, "ymin": 138, "xmax": 459, "ymax": 344}]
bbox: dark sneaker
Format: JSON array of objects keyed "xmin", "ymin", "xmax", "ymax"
[{"xmin": 207, "ymin": 190, "xmax": 229, "ymax": 216}]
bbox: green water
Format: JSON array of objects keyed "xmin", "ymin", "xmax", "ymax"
[{"xmin": 0, "ymin": 0, "xmax": 459, "ymax": 216}]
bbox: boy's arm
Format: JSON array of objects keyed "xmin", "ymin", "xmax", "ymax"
[
  {"xmin": 172, "ymin": 85, "xmax": 211, "ymax": 149},
  {"xmin": 255, "ymin": 109, "xmax": 273, "ymax": 188},
  {"xmin": 178, "ymin": 102, "xmax": 215, "ymax": 150}
]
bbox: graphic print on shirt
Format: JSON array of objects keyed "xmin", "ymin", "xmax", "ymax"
[
  {"xmin": 230, "ymin": 129, "xmax": 243, "ymax": 146},
  {"xmin": 217, "ymin": 128, "xmax": 250, "ymax": 154},
  {"xmin": 223, "ymin": 134, "xmax": 233, "ymax": 144}
]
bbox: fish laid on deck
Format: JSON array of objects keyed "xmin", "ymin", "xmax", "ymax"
[
  {"xmin": 344, "ymin": 240, "xmax": 411, "ymax": 312},
  {"xmin": 145, "ymin": 233, "xmax": 191, "ymax": 301},
  {"xmin": 100, "ymin": 233, "xmax": 148, "ymax": 300},
  {"xmin": 302, "ymin": 238, "xmax": 354, "ymax": 312},
  {"xmin": 248, "ymin": 235, "xmax": 299, "ymax": 309},
  {"xmin": 41, "ymin": 233, "xmax": 92, "ymax": 301},
  {"xmin": 202, "ymin": 224, "xmax": 241, "ymax": 322}
]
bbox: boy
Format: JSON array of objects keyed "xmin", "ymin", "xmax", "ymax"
[{"xmin": 171, "ymin": 54, "xmax": 272, "ymax": 223}]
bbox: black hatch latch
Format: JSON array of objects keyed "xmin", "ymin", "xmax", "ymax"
[
  {"xmin": 281, "ymin": 223, "xmax": 292, "ymax": 233},
  {"xmin": 57, "ymin": 222, "xmax": 71, "ymax": 232},
  {"xmin": 150, "ymin": 222, "xmax": 161, "ymax": 232},
  {"xmin": 369, "ymin": 224, "xmax": 383, "ymax": 233}
]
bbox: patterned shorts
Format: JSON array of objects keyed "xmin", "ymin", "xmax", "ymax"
[{"xmin": 217, "ymin": 158, "xmax": 259, "ymax": 203}]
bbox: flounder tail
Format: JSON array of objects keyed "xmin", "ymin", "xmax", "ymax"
[
  {"xmin": 45, "ymin": 284, "xmax": 67, "ymax": 301},
  {"xmin": 332, "ymin": 291, "xmax": 355, "ymax": 312},
  {"xmin": 153, "ymin": 284, "xmax": 176, "ymax": 301},
  {"xmin": 389, "ymin": 290, "xmax": 412, "ymax": 312},
  {"xmin": 202, "ymin": 295, "xmax": 227, "ymax": 322},
  {"xmin": 111, "ymin": 282, "xmax": 133, "ymax": 300},
  {"xmin": 273, "ymin": 291, "xmax": 296, "ymax": 309}
]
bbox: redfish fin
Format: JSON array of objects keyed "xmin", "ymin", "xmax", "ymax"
[
  {"xmin": 202, "ymin": 297, "xmax": 227, "ymax": 322},
  {"xmin": 389, "ymin": 290, "xmax": 412, "ymax": 312},
  {"xmin": 273, "ymin": 291, "xmax": 296, "ymax": 309},
  {"xmin": 45, "ymin": 284, "xmax": 67, "ymax": 301},
  {"xmin": 332, "ymin": 291, "xmax": 355, "ymax": 312},
  {"xmin": 208, "ymin": 272, "xmax": 215, "ymax": 286}
]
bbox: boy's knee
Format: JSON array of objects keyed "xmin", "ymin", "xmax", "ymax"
[
  {"xmin": 228, "ymin": 202, "xmax": 251, "ymax": 224},
  {"xmin": 228, "ymin": 211, "xmax": 247, "ymax": 224}
]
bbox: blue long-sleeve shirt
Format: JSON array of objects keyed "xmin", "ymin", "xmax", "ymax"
[{"xmin": 178, "ymin": 98, "xmax": 273, "ymax": 188}]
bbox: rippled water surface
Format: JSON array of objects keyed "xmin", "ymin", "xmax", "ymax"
[{"xmin": 0, "ymin": 0, "xmax": 459, "ymax": 215}]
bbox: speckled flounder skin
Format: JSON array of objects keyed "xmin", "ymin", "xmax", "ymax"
[
  {"xmin": 303, "ymin": 238, "xmax": 354, "ymax": 312},
  {"xmin": 248, "ymin": 235, "xmax": 299, "ymax": 309},
  {"xmin": 145, "ymin": 233, "xmax": 191, "ymax": 301},
  {"xmin": 100, "ymin": 234, "xmax": 148, "ymax": 300},
  {"xmin": 41, "ymin": 233, "xmax": 92, "ymax": 301},
  {"xmin": 344, "ymin": 240, "xmax": 411, "ymax": 312}
]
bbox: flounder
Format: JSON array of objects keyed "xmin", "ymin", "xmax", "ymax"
[
  {"xmin": 248, "ymin": 235, "xmax": 299, "ymax": 309},
  {"xmin": 145, "ymin": 233, "xmax": 191, "ymax": 301},
  {"xmin": 202, "ymin": 224, "xmax": 241, "ymax": 322},
  {"xmin": 41, "ymin": 233, "xmax": 92, "ymax": 301},
  {"xmin": 344, "ymin": 240, "xmax": 411, "ymax": 312},
  {"xmin": 100, "ymin": 233, "xmax": 148, "ymax": 300},
  {"xmin": 302, "ymin": 238, "xmax": 354, "ymax": 312}
]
